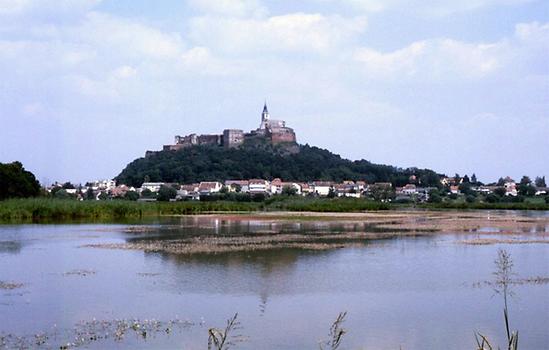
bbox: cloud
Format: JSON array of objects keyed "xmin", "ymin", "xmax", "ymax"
[
  {"xmin": 352, "ymin": 22, "xmax": 549, "ymax": 81},
  {"xmin": 188, "ymin": 0, "xmax": 267, "ymax": 17},
  {"xmin": 314, "ymin": 0, "xmax": 535, "ymax": 16},
  {"xmin": 189, "ymin": 13, "xmax": 367, "ymax": 54},
  {"xmin": 0, "ymin": 0, "xmax": 102, "ymax": 19}
]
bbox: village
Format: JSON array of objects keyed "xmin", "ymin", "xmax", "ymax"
[{"xmin": 45, "ymin": 175, "xmax": 548, "ymax": 203}]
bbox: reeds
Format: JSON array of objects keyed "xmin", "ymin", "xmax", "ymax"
[
  {"xmin": 319, "ymin": 312, "xmax": 347, "ymax": 350},
  {"xmin": 208, "ymin": 313, "xmax": 245, "ymax": 350},
  {"xmin": 475, "ymin": 249, "xmax": 519, "ymax": 350}
]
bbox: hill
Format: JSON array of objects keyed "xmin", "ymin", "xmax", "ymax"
[{"xmin": 115, "ymin": 144, "xmax": 442, "ymax": 188}]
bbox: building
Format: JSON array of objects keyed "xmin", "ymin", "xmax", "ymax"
[
  {"xmin": 141, "ymin": 182, "xmax": 164, "ymax": 193},
  {"xmin": 150, "ymin": 103, "xmax": 297, "ymax": 156},
  {"xmin": 312, "ymin": 181, "xmax": 333, "ymax": 196},
  {"xmin": 198, "ymin": 182, "xmax": 223, "ymax": 195},
  {"xmin": 248, "ymin": 179, "xmax": 270, "ymax": 194}
]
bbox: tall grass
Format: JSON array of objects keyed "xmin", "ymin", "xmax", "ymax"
[{"xmin": 0, "ymin": 199, "xmax": 260, "ymax": 223}]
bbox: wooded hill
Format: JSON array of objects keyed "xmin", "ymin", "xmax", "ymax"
[{"xmin": 115, "ymin": 144, "xmax": 442, "ymax": 188}]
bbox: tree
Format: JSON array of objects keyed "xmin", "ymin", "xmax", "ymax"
[
  {"xmin": 141, "ymin": 188, "xmax": 155, "ymax": 198},
  {"xmin": 54, "ymin": 189, "xmax": 74, "ymax": 200},
  {"xmin": 0, "ymin": 161, "xmax": 41, "ymax": 200},
  {"xmin": 157, "ymin": 185, "xmax": 177, "ymax": 201},
  {"xmin": 535, "ymin": 176, "xmax": 546, "ymax": 188},
  {"xmin": 463, "ymin": 175, "xmax": 470, "ymax": 183},
  {"xmin": 124, "ymin": 191, "xmax": 139, "ymax": 201},
  {"xmin": 497, "ymin": 177, "xmax": 505, "ymax": 186},
  {"xmin": 85, "ymin": 188, "xmax": 95, "ymax": 200},
  {"xmin": 471, "ymin": 173, "xmax": 478, "ymax": 184},
  {"xmin": 486, "ymin": 194, "xmax": 499, "ymax": 203},
  {"xmin": 428, "ymin": 192, "xmax": 442, "ymax": 203},
  {"xmin": 518, "ymin": 183, "xmax": 536, "ymax": 196},
  {"xmin": 281, "ymin": 185, "xmax": 298, "ymax": 196},
  {"xmin": 62, "ymin": 182, "xmax": 75, "ymax": 189},
  {"xmin": 519, "ymin": 176, "xmax": 531, "ymax": 185},
  {"xmin": 494, "ymin": 187, "xmax": 506, "ymax": 197},
  {"xmin": 465, "ymin": 194, "xmax": 476, "ymax": 203}
]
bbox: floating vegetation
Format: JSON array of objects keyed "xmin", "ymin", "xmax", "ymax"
[
  {"xmin": 460, "ymin": 238, "xmax": 549, "ymax": 245},
  {"xmin": 0, "ymin": 281, "xmax": 23, "ymax": 290},
  {"xmin": 472, "ymin": 276, "xmax": 549, "ymax": 288},
  {"xmin": 0, "ymin": 317, "xmax": 194, "ymax": 349},
  {"xmin": 137, "ymin": 272, "xmax": 162, "ymax": 277},
  {"xmin": 84, "ymin": 230, "xmax": 428, "ymax": 255},
  {"xmin": 62, "ymin": 269, "xmax": 96, "ymax": 277}
]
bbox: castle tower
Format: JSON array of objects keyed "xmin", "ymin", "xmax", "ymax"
[{"xmin": 260, "ymin": 102, "xmax": 270, "ymax": 129}]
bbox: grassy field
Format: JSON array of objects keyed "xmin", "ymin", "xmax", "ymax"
[{"xmin": 0, "ymin": 197, "xmax": 547, "ymax": 223}]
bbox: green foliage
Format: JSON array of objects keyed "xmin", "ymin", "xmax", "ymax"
[
  {"xmin": 157, "ymin": 185, "xmax": 177, "ymax": 202},
  {"xmin": 494, "ymin": 187, "xmax": 506, "ymax": 197},
  {"xmin": 534, "ymin": 176, "xmax": 546, "ymax": 188},
  {"xmin": 54, "ymin": 189, "xmax": 75, "ymax": 200},
  {"xmin": 485, "ymin": 194, "xmax": 500, "ymax": 203},
  {"xmin": 281, "ymin": 185, "xmax": 298, "ymax": 196},
  {"xmin": 115, "ymin": 145, "xmax": 442, "ymax": 188},
  {"xmin": 518, "ymin": 184, "xmax": 536, "ymax": 196},
  {"xmin": 124, "ymin": 191, "xmax": 139, "ymax": 201},
  {"xmin": 519, "ymin": 175, "xmax": 531, "ymax": 185},
  {"xmin": 545, "ymin": 196, "xmax": 549, "ymax": 204},
  {"xmin": 0, "ymin": 161, "xmax": 41, "ymax": 200},
  {"xmin": 466, "ymin": 194, "xmax": 476, "ymax": 203},
  {"xmin": 428, "ymin": 192, "xmax": 442, "ymax": 203}
]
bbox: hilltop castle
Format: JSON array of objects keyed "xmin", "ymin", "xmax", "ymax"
[{"xmin": 154, "ymin": 103, "xmax": 296, "ymax": 155}]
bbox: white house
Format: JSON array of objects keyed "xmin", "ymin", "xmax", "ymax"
[
  {"xmin": 198, "ymin": 182, "xmax": 223, "ymax": 195},
  {"xmin": 248, "ymin": 179, "xmax": 270, "ymax": 194},
  {"xmin": 141, "ymin": 182, "xmax": 164, "ymax": 193},
  {"xmin": 312, "ymin": 181, "xmax": 333, "ymax": 196}
]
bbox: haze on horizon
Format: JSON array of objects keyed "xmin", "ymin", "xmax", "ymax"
[{"xmin": 0, "ymin": 0, "xmax": 547, "ymax": 185}]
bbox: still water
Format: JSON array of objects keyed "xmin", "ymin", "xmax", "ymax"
[{"xmin": 0, "ymin": 214, "xmax": 548, "ymax": 349}]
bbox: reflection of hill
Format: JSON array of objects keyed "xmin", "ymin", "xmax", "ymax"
[
  {"xmin": 148, "ymin": 248, "xmax": 335, "ymax": 316},
  {"xmin": 0, "ymin": 240, "xmax": 23, "ymax": 254}
]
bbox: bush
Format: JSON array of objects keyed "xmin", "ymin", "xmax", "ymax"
[
  {"xmin": 428, "ymin": 193, "xmax": 442, "ymax": 203},
  {"xmin": 465, "ymin": 195, "xmax": 476, "ymax": 203},
  {"xmin": 157, "ymin": 186, "xmax": 177, "ymax": 202},
  {"xmin": 485, "ymin": 194, "xmax": 500, "ymax": 203}
]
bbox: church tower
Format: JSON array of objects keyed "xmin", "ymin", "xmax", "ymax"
[{"xmin": 260, "ymin": 102, "xmax": 270, "ymax": 129}]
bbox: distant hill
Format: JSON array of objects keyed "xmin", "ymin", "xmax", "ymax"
[{"xmin": 115, "ymin": 143, "xmax": 442, "ymax": 188}]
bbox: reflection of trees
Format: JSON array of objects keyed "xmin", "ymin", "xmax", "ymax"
[{"xmin": 0, "ymin": 241, "xmax": 23, "ymax": 254}]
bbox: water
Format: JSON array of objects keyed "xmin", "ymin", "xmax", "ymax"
[{"xmin": 0, "ymin": 214, "xmax": 548, "ymax": 349}]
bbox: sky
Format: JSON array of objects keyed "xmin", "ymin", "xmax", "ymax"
[{"xmin": 0, "ymin": 0, "xmax": 547, "ymax": 185}]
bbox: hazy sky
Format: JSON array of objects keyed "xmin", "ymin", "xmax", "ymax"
[{"xmin": 0, "ymin": 0, "xmax": 547, "ymax": 184}]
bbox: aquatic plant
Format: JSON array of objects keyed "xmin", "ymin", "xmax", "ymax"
[
  {"xmin": 475, "ymin": 249, "xmax": 519, "ymax": 350},
  {"xmin": 319, "ymin": 312, "xmax": 347, "ymax": 350},
  {"xmin": 207, "ymin": 313, "xmax": 245, "ymax": 350}
]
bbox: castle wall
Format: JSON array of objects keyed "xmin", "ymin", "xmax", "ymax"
[
  {"xmin": 223, "ymin": 129, "xmax": 244, "ymax": 148},
  {"xmin": 270, "ymin": 127, "xmax": 296, "ymax": 144}
]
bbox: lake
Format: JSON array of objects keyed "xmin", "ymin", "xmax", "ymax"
[{"xmin": 0, "ymin": 211, "xmax": 548, "ymax": 349}]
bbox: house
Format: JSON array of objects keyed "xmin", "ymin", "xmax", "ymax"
[
  {"xmin": 141, "ymin": 182, "xmax": 164, "ymax": 193},
  {"xmin": 198, "ymin": 182, "xmax": 223, "ymax": 195},
  {"xmin": 270, "ymin": 178, "xmax": 283, "ymax": 194},
  {"xmin": 248, "ymin": 179, "xmax": 270, "ymax": 194},
  {"xmin": 401, "ymin": 184, "xmax": 417, "ymax": 195},
  {"xmin": 450, "ymin": 185, "xmax": 460, "ymax": 194},
  {"xmin": 504, "ymin": 179, "xmax": 517, "ymax": 197},
  {"xmin": 225, "ymin": 180, "xmax": 249, "ymax": 193},
  {"xmin": 299, "ymin": 183, "xmax": 313, "ymax": 196},
  {"xmin": 312, "ymin": 181, "xmax": 333, "ymax": 196}
]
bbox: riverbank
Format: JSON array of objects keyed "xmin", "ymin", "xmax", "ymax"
[{"xmin": 0, "ymin": 197, "xmax": 548, "ymax": 223}]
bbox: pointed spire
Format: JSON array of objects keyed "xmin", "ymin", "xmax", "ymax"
[{"xmin": 263, "ymin": 100, "xmax": 268, "ymax": 114}]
